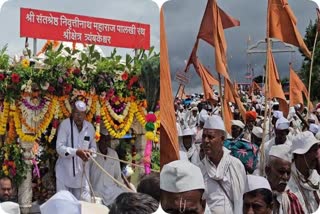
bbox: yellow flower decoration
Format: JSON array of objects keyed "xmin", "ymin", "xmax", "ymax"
[{"xmin": 21, "ymin": 59, "xmax": 30, "ymax": 68}]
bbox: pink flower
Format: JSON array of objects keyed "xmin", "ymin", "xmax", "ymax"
[
  {"xmin": 48, "ymin": 86, "xmax": 55, "ymax": 93},
  {"xmin": 237, "ymin": 149, "xmax": 248, "ymax": 158},
  {"xmin": 246, "ymin": 158, "xmax": 254, "ymax": 169},
  {"xmin": 146, "ymin": 114, "xmax": 157, "ymax": 123}
]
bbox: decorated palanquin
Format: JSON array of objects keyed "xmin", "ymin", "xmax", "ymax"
[{"xmin": 0, "ymin": 42, "xmax": 160, "ymax": 207}]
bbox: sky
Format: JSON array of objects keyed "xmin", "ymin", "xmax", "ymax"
[
  {"xmin": 162, "ymin": 0, "xmax": 318, "ymax": 95},
  {"xmin": 0, "ymin": 0, "xmax": 159, "ymax": 57}
]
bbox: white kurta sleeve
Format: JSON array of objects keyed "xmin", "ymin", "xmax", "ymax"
[{"xmin": 56, "ymin": 119, "xmax": 77, "ymax": 158}]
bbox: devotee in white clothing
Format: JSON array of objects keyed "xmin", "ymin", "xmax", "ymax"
[
  {"xmin": 198, "ymin": 115, "xmax": 248, "ymax": 213},
  {"xmin": 160, "ymin": 160, "xmax": 209, "ymax": 214},
  {"xmin": 243, "ymin": 175, "xmax": 273, "ymax": 214},
  {"xmin": 55, "ymin": 100, "xmax": 96, "ymax": 201},
  {"xmin": 90, "ymin": 127, "xmax": 125, "ymax": 206},
  {"xmin": 265, "ymin": 144, "xmax": 304, "ymax": 214},
  {"xmin": 179, "ymin": 128, "xmax": 200, "ymax": 165},
  {"xmin": 287, "ymin": 131, "xmax": 320, "ymax": 213}
]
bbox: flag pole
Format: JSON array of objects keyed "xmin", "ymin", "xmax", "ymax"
[
  {"xmin": 307, "ymin": 11, "xmax": 319, "ymax": 114},
  {"xmin": 218, "ymin": 74, "xmax": 225, "ymax": 121},
  {"xmin": 260, "ymin": 0, "xmax": 271, "ymax": 176}
]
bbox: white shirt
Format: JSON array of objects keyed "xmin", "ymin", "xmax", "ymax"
[
  {"xmin": 90, "ymin": 148, "xmax": 125, "ymax": 206},
  {"xmin": 198, "ymin": 149, "xmax": 248, "ymax": 214},
  {"xmin": 287, "ymin": 163, "xmax": 320, "ymax": 213},
  {"xmin": 55, "ymin": 118, "xmax": 97, "ymax": 188}
]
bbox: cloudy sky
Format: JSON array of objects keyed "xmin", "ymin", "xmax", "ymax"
[
  {"xmin": 162, "ymin": 0, "xmax": 318, "ymax": 94},
  {"xmin": 0, "ymin": 0, "xmax": 159, "ymax": 57}
]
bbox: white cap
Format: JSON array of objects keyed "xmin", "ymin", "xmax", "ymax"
[
  {"xmin": 309, "ymin": 124, "xmax": 319, "ymax": 134},
  {"xmin": 246, "ymin": 175, "xmax": 272, "ymax": 193},
  {"xmin": 203, "ymin": 115, "xmax": 225, "ymax": 132},
  {"xmin": 179, "ymin": 105, "xmax": 184, "ymax": 110},
  {"xmin": 273, "ymin": 110, "xmax": 283, "ymax": 119},
  {"xmin": 316, "ymin": 132, "xmax": 320, "ymax": 140},
  {"xmin": 75, "ymin": 100, "xmax": 86, "ymax": 112},
  {"xmin": 40, "ymin": 190, "xmax": 81, "ymax": 214},
  {"xmin": 292, "ymin": 131, "xmax": 320, "ymax": 155},
  {"xmin": 0, "ymin": 202, "xmax": 20, "ymax": 214},
  {"xmin": 160, "ymin": 160, "xmax": 205, "ymax": 193},
  {"xmin": 182, "ymin": 128, "xmax": 195, "ymax": 136},
  {"xmin": 231, "ymin": 120, "xmax": 245, "ymax": 129},
  {"xmin": 269, "ymin": 144, "xmax": 292, "ymax": 163},
  {"xmin": 272, "ymin": 101, "xmax": 280, "ymax": 106},
  {"xmin": 191, "ymin": 107, "xmax": 198, "ymax": 111},
  {"xmin": 80, "ymin": 201, "xmax": 110, "ymax": 214},
  {"xmin": 275, "ymin": 117, "xmax": 290, "ymax": 130},
  {"xmin": 252, "ymin": 126, "xmax": 263, "ymax": 139}
]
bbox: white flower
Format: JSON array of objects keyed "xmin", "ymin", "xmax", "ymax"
[
  {"xmin": 21, "ymin": 84, "xmax": 26, "ymax": 91},
  {"xmin": 41, "ymin": 82, "xmax": 50, "ymax": 90},
  {"xmin": 27, "ymin": 79, "xmax": 32, "ymax": 85}
]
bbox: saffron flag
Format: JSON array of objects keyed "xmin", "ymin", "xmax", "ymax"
[
  {"xmin": 289, "ymin": 67, "xmax": 313, "ymax": 110},
  {"xmin": 197, "ymin": 0, "xmax": 240, "ymax": 79},
  {"xmin": 268, "ymin": 0, "xmax": 311, "ymax": 58},
  {"xmin": 249, "ymin": 81, "xmax": 262, "ymax": 95},
  {"xmin": 177, "ymin": 85, "xmax": 187, "ymax": 99},
  {"xmin": 160, "ymin": 8, "xmax": 179, "ymax": 167},
  {"xmin": 193, "ymin": 58, "xmax": 219, "ymax": 101},
  {"xmin": 267, "ymin": 49, "xmax": 289, "ymax": 115}
]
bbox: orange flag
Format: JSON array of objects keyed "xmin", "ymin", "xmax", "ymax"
[
  {"xmin": 289, "ymin": 67, "xmax": 313, "ymax": 110},
  {"xmin": 267, "ymin": 49, "xmax": 289, "ymax": 115},
  {"xmin": 268, "ymin": 0, "xmax": 311, "ymax": 58},
  {"xmin": 177, "ymin": 85, "xmax": 187, "ymax": 99},
  {"xmin": 160, "ymin": 8, "xmax": 179, "ymax": 167},
  {"xmin": 223, "ymin": 78, "xmax": 235, "ymax": 133},
  {"xmin": 249, "ymin": 81, "xmax": 262, "ymax": 95},
  {"xmin": 197, "ymin": 0, "xmax": 240, "ymax": 79},
  {"xmin": 194, "ymin": 60, "xmax": 219, "ymax": 101}
]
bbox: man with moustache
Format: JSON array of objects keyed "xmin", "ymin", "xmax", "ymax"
[
  {"xmin": 198, "ymin": 115, "xmax": 248, "ymax": 213},
  {"xmin": 266, "ymin": 144, "xmax": 304, "ymax": 214},
  {"xmin": 287, "ymin": 131, "xmax": 320, "ymax": 213}
]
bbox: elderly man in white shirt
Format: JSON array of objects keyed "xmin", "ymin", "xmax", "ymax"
[
  {"xmin": 178, "ymin": 128, "xmax": 200, "ymax": 165},
  {"xmin": 55, "ymin": 100, "xmax": 96, "ymax": 201},
  {"xmin": 266, "ymin": 144, "xmax": 304, "ymax": 214},
  {"xmin": 287, "ymin": 131, "xmax": 320, "ymax": 213},
  {"xmin": 198, "ymin": 115, "xmax": 248, "ymax": 213},
  {"xmin": 90, "ymin": 126, "xmax": 125, "ymax": 207}
]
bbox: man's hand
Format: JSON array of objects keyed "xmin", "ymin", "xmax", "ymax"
[{"xmin": 76, "ymin": 149, "xmax": 92, "ymax": 162}]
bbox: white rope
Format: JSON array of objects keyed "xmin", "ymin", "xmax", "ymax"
[
  {"xmin": 83, "ymin": 162, "xmax": 96, "ymax": 203},
  {"xmin": 92, "ymin": 151, "xmax": 160, "ymax": 173},
  {"xmin": 89, "ymin": 154, "xmax": 133, "ymax": 192}
]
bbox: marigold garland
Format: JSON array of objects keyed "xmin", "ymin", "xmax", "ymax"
[
  {"xmin": 135, "ymin": 104, "xmax": 146, "ymax": 126},
  {"xmin": 100, "ymin": 101, "xmax": 135, "ymax": 139},
  {"xmin": 13, "ymin": 98, "xmax": 57, "ymax": 142},
  {"xmin": 85, "ymin": 95, "xmax": 97, "ymax": 122},
  {"xmin": 58, "ymin": 95, "xmax": 71, "ymax": 118},
  {"xmin": 104, "ymin": 100, "xmax": 131, "ymax": 123},
  {"xmin": 48, "ymin": 100, "xmax": 60, "ymax": 143},
  {"xmin": 94, "ymin": 100, "xmax": 101, "ymax": 142},
  {"xmin": 0, "ymin": 102, "xmax": 9, "ymax": 135}
]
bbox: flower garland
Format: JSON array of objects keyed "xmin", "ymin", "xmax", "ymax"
[
  {"xmin": 86, "ymin": 95, "xmax": 97, "ymax": 122},
  {"xmin": 94, "ymin": 100, "xmax": 101, "ymax": 142},
  {"xmin": 20, "ymin": 97, "xmax": 51, "ymax": 123},
  {"xmin": 58, "ymin": 95, "xmax": 71, "ymax": 118},
  {"xmin": 0, "ymin": 101, "xmax": 9, "ymax": 135},
  {"xmin": 13, "ymin": 98, "xmax": 57, "ymax": 142},
  {"xmin": 105, "ymin": 100, "xmax": 131, "ymax": 123},
  {"xmin": 135, "ymin": 104, "xmax": 147, "ymax": 126},
  {"xmin": 144, "ymin": 112, "xmax": 158, "ymax": 175},
  {"xmin": 100, "ymin": 101, "xmax": 135, "ymax": 139},
  {"xmin": 48, "ymin": 100, "xmax": 60, "ymax": 143}
]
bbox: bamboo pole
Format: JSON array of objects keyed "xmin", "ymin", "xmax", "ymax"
[
  {"xmin": 306, "ymin": 29, "xmax": 318, "ymax": 115},
  {"xmin": 218, "ymin": 74, "xmax": 225, "ymax": 120},
  {"xmin": 259, "ymin": 0, "xmax": 271, "ymax": 176}
]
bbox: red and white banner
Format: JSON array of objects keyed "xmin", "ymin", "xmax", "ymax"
[{"xmin": 20, "ymin": 8, "xmax": 150, "ymax": 50}]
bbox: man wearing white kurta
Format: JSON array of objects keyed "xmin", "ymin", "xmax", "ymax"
[
  {"xmin": 287, "ymin": 131, "xmax": 320, "ymax": 213},
  {"xmin": 55, "ymin": 100, "xmax": 96, "ymax": 201},
  {"xmin": 198, "ymin": 115, "xmax": 248, "ymax": 213},
  {"xmin": 90, "ymin": 128, "xmax": 125, "ymax": 206},
  {"xmin": 178, "ymin": 128, "xmax": 201, "ymax": 165}
]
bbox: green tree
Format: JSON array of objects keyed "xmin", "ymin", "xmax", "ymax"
[{"xmin": 300, "ymin": 20, "xmax": 320, "ymax": 101}]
